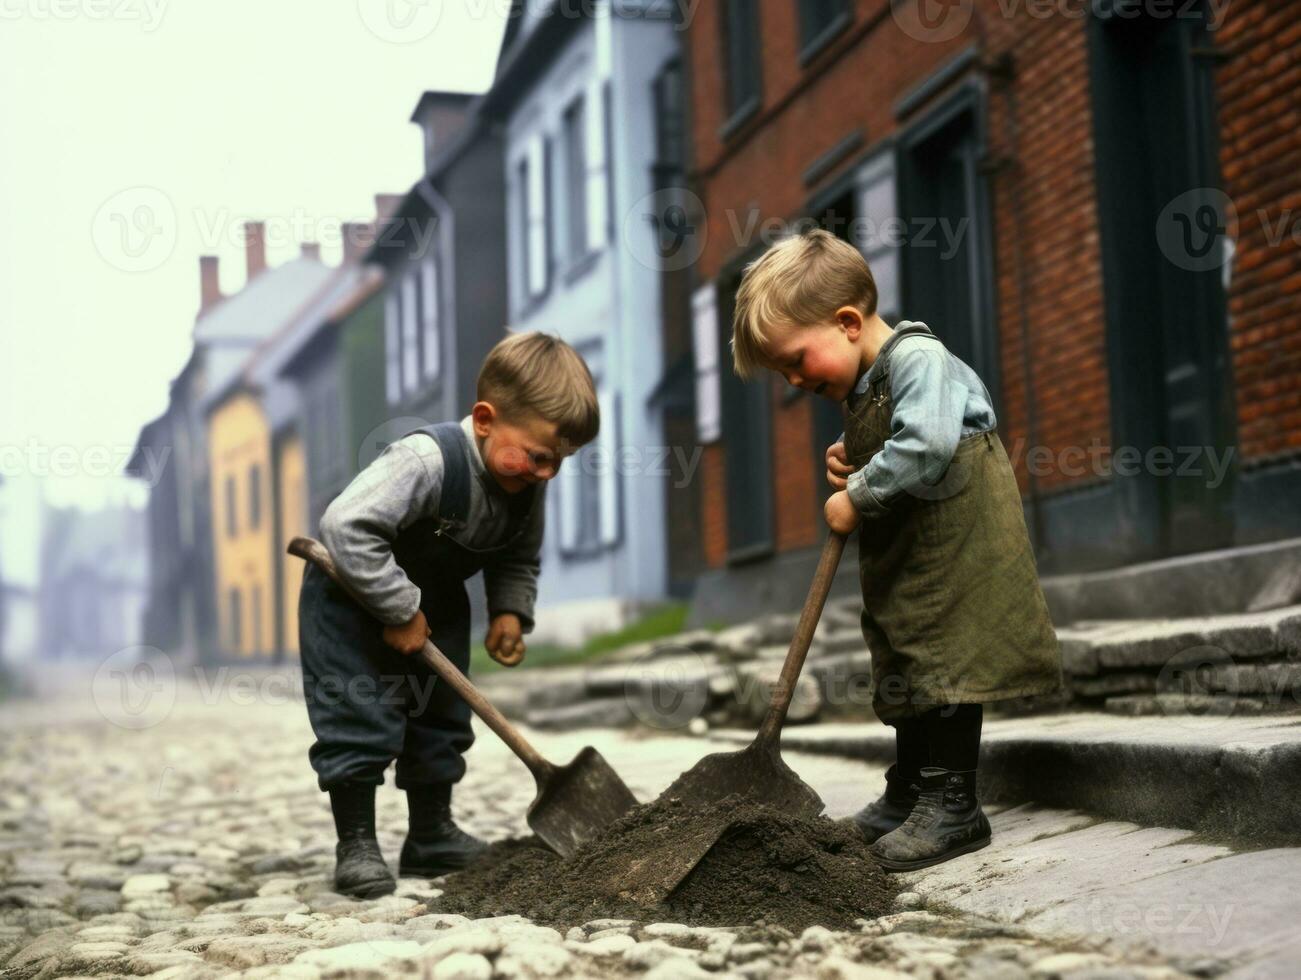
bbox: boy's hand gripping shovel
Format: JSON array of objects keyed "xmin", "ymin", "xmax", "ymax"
[
  {"xmin": 289, "ymin": 536, "xmax": 637, "ymax": 858},
  {"xmin": 603, "ymin": 531, "xmax": 847, "ymax": 904}
]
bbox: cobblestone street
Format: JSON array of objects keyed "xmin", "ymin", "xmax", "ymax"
[{"xmin": 0, "ymin": 669, "xmax": 1260, "ymax": 978}]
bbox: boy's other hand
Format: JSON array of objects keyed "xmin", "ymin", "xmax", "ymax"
[
  {"xmin": 384, "ymin": 610, "xmax": 431, "ymax": 656},
  {"xmin": 824, "ymin": 489, "xmax": 862, "ymax": 535},
  {"xmin": 826, "ymin": 442, "xmax": 853, "ymax": 490},
  {"xmin": 486, "ymin": 613, "xmax": 526, "ymax": 667}
]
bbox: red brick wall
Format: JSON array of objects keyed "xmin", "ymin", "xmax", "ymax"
[
  {"xmin": 688, "ymin": 0, "xmax": 1298, "ymax": 567},
  {"xmin": 1217, "ymin": 7, "xmax": 1301, "ymax": 461}
]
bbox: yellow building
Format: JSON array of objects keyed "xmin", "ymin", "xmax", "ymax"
[
  {"xmin": 276, "ymin": 430, "xmax": 306, "ymax": 655},
  {"xmin": 208, "ymin": 390, "xmax": 276, "ymax": 657}
]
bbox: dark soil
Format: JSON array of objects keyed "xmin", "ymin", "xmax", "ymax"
[{"xmin": 437, "ymin": 794, "xmax": 898, "ymax": 931}]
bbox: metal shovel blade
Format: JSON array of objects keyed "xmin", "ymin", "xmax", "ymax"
[
  {"xmin": 527, "ymin": 745, "xmax": 639, "ymax": 858},
  {"xmin": 604, "ymin": 739, "xmax": 824, "ymax": 904}
]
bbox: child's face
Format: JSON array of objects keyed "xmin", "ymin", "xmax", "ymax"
[
  {"xmin": 762, "ymin": 309, "xmax": 864, "ymax": 402},
  {"xmin": 472, "ymin": 403, "xmax": 575, "ymax": 494}
]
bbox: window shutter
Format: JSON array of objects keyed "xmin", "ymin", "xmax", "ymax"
[
  {"xmin": 384, "ymin": 291, "xmax": 401, "ymax": 404},
  {"xmin": 597, "ymin": 389, "xmax": 620, "ymax": 546},
  {"xmin": 691, "ymin": 282, "xmax": 721, "ymax": 442},
  {"xmin": 558, "ymin": 447, "xmax": 581, "ymax": 553},
  {"xmin": 526, "ymin": 134, "xmax": 548, "ymax": 298},
  {"xmin": 421, "ymin": 259, "xmax": 439, "ymax": 378},
  {"xmin": 584, "ymin": 80, "xmax": 608, "ymax": 252},
  {"xmin": 400, "ymin": 273, "xmax": 419, "ymax": 395}
]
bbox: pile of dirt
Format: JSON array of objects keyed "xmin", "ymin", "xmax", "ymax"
[{"xmin": 437, "ymin": 794, "xmax": 898, "ymax": 931}]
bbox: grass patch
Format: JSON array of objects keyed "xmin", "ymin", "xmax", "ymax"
[{"xmin": 470, "ymin": 602, "xmax": 693, "ymax": 675}]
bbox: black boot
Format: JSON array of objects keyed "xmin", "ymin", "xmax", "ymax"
[
  {"xmin": 869, "ymin": 767, "xmax": 991, "ymax": 872},
  {"xmin": 327, "ymin": 781, "xmax": 396, "ymax": 898},
  {"xmin": 399, "ymin": 782, "xmax": 488, "ymax": 878},
  {"xmin": 843, "ymin": 764, "xmax": 922, "ymax": 844}
]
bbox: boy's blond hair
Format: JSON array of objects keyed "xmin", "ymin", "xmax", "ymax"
[
  {"xmin": 477, "ymin": 331, "xmax": 600, "ymax": 445},
  {"xmin": 731, "ymin": 228, "xmax": 878, "ymax": 378}
]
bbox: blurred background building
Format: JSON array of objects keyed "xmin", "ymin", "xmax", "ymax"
[{"xmin": 102, "ymin": 0, "xmax": 1296, "ymax": 661}]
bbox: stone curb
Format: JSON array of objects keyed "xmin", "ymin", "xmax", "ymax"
[{"xmin": 709, "ymin": 714, "xmax": 1301, "ymax": 847}]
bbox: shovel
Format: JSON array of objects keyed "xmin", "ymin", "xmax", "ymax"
[
  {"xmin": 289, "ymin": 536, "xmax": 638, "ymax": 857},
  {"xmin": 605, "ymin": 531, "xmax": 847, "ymax": 904}
]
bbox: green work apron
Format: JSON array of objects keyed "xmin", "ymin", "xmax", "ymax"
[{"xmin": 843, "ymin": 322, "xmax": 1062, "ymax": 722}]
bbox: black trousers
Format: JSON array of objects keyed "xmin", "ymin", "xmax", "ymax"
[{"xmin": 297, "ymin": 562, "xmax": 474, "ymax": 791}]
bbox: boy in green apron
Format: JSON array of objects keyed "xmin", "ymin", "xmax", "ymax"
[{"xmin": 731, "ymin": 229, "xmax": 1062, "ymax": 871}]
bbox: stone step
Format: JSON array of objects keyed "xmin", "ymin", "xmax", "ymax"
[{"xmin": 710, "ymin": 711, "xmax": 1301, "ymax": 846}]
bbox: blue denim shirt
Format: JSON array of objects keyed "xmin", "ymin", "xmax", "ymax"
[{"xmin": 843, "ymin": 321, "xmax": 997, "ymax": 519}]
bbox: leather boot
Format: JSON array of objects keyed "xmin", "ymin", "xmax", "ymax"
[
  {"xmin": 869, "ymin": 767, "xmax": 991, "ymax": 872},
  {"xmin": 328, "ymin": 782, "xmax": 396, "ymax": 898},
  {"xmin": 843, "ymin": 764, "xmax": 922, "ymax": 844},
  {"xmin": 399, "ymin": 782, "xmax": 488, "ymax": 878}
]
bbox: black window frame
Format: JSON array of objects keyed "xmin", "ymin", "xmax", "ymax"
[
  {"xmin": 796, "ymin": 0, "xmax": 852, "ymax": 66},
  {"xmin": 719, "ymin": 0, "xmax": 762, "ymax": 138},
  {"xmin": 562, "ymin": 94, "xmax": 589, "ymax": 266}
]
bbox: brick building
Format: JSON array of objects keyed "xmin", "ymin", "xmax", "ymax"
[{"xmin": 674, "ymin": 0, "xmax": 1300, "ymax": 622}]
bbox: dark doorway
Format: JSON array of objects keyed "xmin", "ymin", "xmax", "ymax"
[
  {"xmin": 1089, "ymin": 1, "xmax": 1235, "ymax": 556},
  {"xmin": 897, "ymin": 92, "xmax": 999, "ymax": 395}
]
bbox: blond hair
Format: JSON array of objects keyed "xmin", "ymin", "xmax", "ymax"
[
  {"xmin": 731, "ymin": 228, "xmax": 878, "ymax": 378},
  {"xmin": 477, "ymin": 331, "xmax": 600, "ymax": 445}
]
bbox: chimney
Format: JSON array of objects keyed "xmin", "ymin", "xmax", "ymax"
[
  {"xmin": 199, "ymin": 255, "xmax": 222, "ymax": 313},
  {"xmin": 300, "ymin": 241, "xmax": 321, "ymax": 262},
  {"xmin": 410, "ymin": 92, "xmax": 475, "ymax": 174},
  {"xmin": 374, "ymin": 194, "xmax": 404, "ymax": 223},
  {"xmin": 340, "ymin": 222, "xmax": 375, "ymax": 266},
  {"xmin": 244, "ymin": 221, "xmax": 267, "ymax": 281}
]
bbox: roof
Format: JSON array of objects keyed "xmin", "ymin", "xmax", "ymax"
[{"xmin": 196, "ymin": 255, "xmax": 343, "ymax": 417}]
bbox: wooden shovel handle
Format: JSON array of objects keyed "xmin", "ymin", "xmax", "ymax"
[
  {"xmin": 756, "ymin": 531, "xmax": 847, "ymax": 747},
  {"xmin": 288, "ymin": 536, "xmax": 554, "ymax": 781}
]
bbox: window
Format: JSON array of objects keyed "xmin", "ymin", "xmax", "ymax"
[
  {"xmin": 563, "ymin": 96, "xmax": 588, "ymax": 262},
  {"xmin": 384, "ymin": 291, "xmax": 400, "ymax": 404},
  {"xmin": 797, "ymin": 0, "xmax": 849, "ymax": 60},
  {"xmin": 653, "ymin": 60, "xmax": 686, "ymax": 175},
  {"xmin": 401, "ymin": 271, "xmax": 419, "ymax": 394},
  {"xmin": 420, "ymin": 259, "xmax": 440, "ymax": 379},
  {"xmin": 854, "ymin": 152, "xmax": 901, "ymax": 324},
  {"xmin": 228, "ymin": 587, "xmax": 242, "ymax": 651},
  {"xmin": 721, "ymin": 0, "xmax": 761, "ymax": 125},
  {"xmin": 225, "ymin": 474, "xmax": 237, "ymax": 538},
  {"xmin": 247, "ymin": 464, "xmax": 261, "ymax": 531},
  {"xmin": 251, "ymin": 583, "xmax": 262, "ymax": 655},
  {"xmin": 691, "ymin": 283, "xmax": 721, "ymax": 442}
]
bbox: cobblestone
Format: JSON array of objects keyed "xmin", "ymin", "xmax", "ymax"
[{"xmin": 0, "ymin": 673, "xmax": 1240, "ymax": 978}]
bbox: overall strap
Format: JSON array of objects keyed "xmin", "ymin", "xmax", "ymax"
[
  {"xmin": 406, "ymin": 422, "xmax": 472, "ymax": 526},
  {"xmin": 849, "ymin": 321, "xmax": 937, "ymax": 411}
]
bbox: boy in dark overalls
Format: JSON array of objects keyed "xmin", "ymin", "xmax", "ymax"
[
  {"xmin": 298, "ymin": 332, "xmax": 599, "ymax": 897},
  {"xmin": 731, "ymin": 230, "xmax": 1062, "ymax": 872}
]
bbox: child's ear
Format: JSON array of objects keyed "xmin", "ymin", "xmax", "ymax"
[
  {"xmin": 471, "ymin": 401, "xmax": 496, "ymax": 437},
  {"xmin": 837, "ymin": 306, "xmax": 863, "ymax": 340}
]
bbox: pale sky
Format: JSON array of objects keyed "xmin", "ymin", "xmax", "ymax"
[{"xmin": 0, "ymin": 0, "xmax": 509, "ymax": 584}]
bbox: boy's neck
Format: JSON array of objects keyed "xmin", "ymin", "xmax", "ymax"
[{"xmin": 857, "ymin": 314, "xmax": 895, "ymax": 379}]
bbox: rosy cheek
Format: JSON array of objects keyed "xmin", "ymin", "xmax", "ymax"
[{"xmin": 496, "ymin": 447, "xmax": 528, "ymax": 476}]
